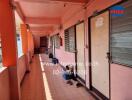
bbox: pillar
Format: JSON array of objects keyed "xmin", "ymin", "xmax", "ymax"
[
  {"xmin": 20, "ymin": 24, "xmax": 28, "ymax": 54},
  {"xmin": 0, "ymin": 0, "xmax": 20, "ymax": 100}
]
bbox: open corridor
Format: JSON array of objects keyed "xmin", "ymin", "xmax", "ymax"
[
  {"xmin": 0, "ymin": 0, "xmax": 132, "ymax": 100},
  {"xmin": 21, "ymin": 54, "xmax": 95, "ymax": 100}
]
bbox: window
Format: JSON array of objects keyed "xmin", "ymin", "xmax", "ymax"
[
  {"xmin": 15, "ymin": 11, "xmax": 23, "ymax": 57},
  {"xmin": 0, "ymin": 35, "xmax": 2, "ymax": 68},
  {"xmin": 16, "ymin": 33, "xmax": 23, "ymax": 57},
  {"xmin": 110, "ymin": 0, "xmax": 132, "ymax": 67},
  {"xmin": 64, "ymin": 26, "xmax": 75, "ymax": 52},
  {"xmin": 54, "ymin": 34, "xmax": 60, "ymax": 49}
]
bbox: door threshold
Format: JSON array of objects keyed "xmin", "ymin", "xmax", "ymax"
[
  {"xmin": 76, "ymin": 74, "xmax": 85, "ymax": 86},
  {"xmin": 91, "ymin": 86, "xmax": 109, "ymax": 100}
]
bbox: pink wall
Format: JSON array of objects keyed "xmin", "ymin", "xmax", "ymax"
[
  {"xmin": 111, "ymin": 64, "xmax": 132, "ymax": 100},
  {"xmin": 52, "ymin": 5, "xmax": 85, "ymax": 66},
  {"xmin": 17, "ymin": 55, "xmax": 27, "ymax": 85},
  {"xmin": 0, "ymin": 68, "xmax": 10, "ymax": 100},
  {"xmin": 51, "ymin": 0, "xmax": 121, "ymax": 87},
  {"xmin": 48, "ymin": 0, "xmax": 132, "ymax": 99}
]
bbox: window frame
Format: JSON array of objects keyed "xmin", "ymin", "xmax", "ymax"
[
  {"xmin": 54, "ymin": 34, "xmax": 60, "ymax": 49},
  {"xmin": 110, "ymin": 0, "xmax": 132, "ymax": 68},
  {"xmin": 64, "ymin": 26, "xmax": 76, "ymax": 53}
]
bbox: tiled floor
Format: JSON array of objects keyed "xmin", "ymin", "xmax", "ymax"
[{"xmin": 21, "ymin": 54, "xmax": 95, "ymax": 100}]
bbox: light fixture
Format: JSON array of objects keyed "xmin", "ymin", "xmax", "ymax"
[{"xmin": 64, "ymin": 3, "xmax": 66, "ymax": 7}]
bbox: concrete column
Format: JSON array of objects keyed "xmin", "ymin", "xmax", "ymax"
[
  {"xmin": 20, "ymin": 24, "xmax": 28, "ymax": 54},
  {"xmin": 0, "ymin": 0, "xmax": 20, "ymax": 100}
]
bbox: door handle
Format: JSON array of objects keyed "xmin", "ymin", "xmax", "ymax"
[
  {"xmin": 106, "ymin": 52, "xmax": 111, "ymax": 62},
  {"xmin": 73, "ymin": 49, "xmax": 78, "ymax": 53}
]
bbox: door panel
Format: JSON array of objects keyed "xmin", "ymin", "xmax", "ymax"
[
  {"xmin": 40, "ymin": 36, "xmax": 48, "ymax": 53},
  {"xmin": 40, "ymin": 37, "xmax": 47, "ymax": 47},
  {"xmin": 52, "ymin": 37, "xmax": 55, "ymax": 57},
  {"xmin": 91, "ymin": 11, "xmax": 109, "ymax": 98},
  {"xmin": 76, "ymin": 22, "xmax": 85, "ymax": 80}
]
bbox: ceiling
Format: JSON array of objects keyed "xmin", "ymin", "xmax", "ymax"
[
  {"xmin": 19, "ymin": 1, "xmax": 74, "ymax": 18},
  {"xmin": 14, "ymin": 0, "xmax": 89, "ymax": 36}
]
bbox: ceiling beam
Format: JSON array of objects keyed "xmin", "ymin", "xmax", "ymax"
[
  {"xmin": 25, "ymin": 17, "xmax": 61, "ymax": 25},
  {"xmin": 32, "ymin": 31, "xmax": 51, "ymax": 36},
  {"xmin": 32, "ymin": 32, "xmax": 50, "ymax": 36},
  {"xmin": 31, "ymin": 30, "xmax": 52, "ymax": 35},
  {"xmin": 30, "ymin": 26, "xmax": 53, "ymax": 32},
  {"xmin": 14, "ymin": 0, "xmax": 88, "ymax": 3},
  {"xmin": 32, "ymin": 30, "xmax": 52, "ymax": 33},
  {"xmin": 51, "ymin": 0, "xmax": 88, "ymax": 3},
  {"xmin": 13, "ymin": 2, "xmax": 25, "ymax": 22}
]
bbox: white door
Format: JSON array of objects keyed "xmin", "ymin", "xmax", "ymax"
[
  {"xmin": 91, "ymin": 11, "xmax": 109, "ymax": 98},
  {"xmin": 76, "ymin": 22, "xmax": 85, "ymax": 80}
]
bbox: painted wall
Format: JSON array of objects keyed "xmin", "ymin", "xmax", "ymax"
[
  {"xmin": 33, "ymin": 33, "xmax": 48, "ymax": 49},
  {"xmin": 17, "ymin": 56, "xmax": 25, "ymax": 100},
  {"xmin": 0, "ymin": 68, "xmax": 10, "ymax": 100},
  {"xmin": 33, "ymin": 35, "xmax": 40, "ymax": 49},
  {"xmin": 28, "ymin": 31, "xmax": 34, "ymax": 62},
  {"xmin": 111, "ymin": 64, "xmax": 132, "ymax": 100},
  {"xmin": 49, "ymin": 0, "xmax": 132, "ymax": 99},
  {"xmin": 31, "ymin": 0, "xmax": 132, "ymax": 99},
  {"xmin": 51, "ymin": 0, "xmax": 120, "ymax": 86},
  {"xmin": 17, "ymin": 55, "xmax": 27, "ymax": 85}
]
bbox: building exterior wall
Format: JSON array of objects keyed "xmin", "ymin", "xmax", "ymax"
[
  {"xmin": 47, "ymin": 0, "xmax": 132, "ymax": 99},
  {"xmin": 51, "ymin": 0, "xmax": 119, "ymax": 84}
]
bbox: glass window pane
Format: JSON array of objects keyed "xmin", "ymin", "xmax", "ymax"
[
  {"xmin": 0, "ymin": 35, "xmax": 2, "ymax": 68},
  {"xmin": 15, "ymin": 11, "xmax": 23, "ymax": 57}
]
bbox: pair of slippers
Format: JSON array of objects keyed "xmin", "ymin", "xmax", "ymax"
[
  {"xmin": 76, "ymin": 82, "xmax": 83, "ymax": 88},
  {"xmin": 66, "ymin": 81, "xmax": 83, "ymax": 88},
  {"xmin": 66, "ymin": 80, "xmax": 73, "ymax": 85}
]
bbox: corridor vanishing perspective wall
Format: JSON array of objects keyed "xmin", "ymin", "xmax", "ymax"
[{"xmin": 33, "ymin": 0, "xmax": 132, "ymax": 99}]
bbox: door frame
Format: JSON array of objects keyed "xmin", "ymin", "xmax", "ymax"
[
  {"xmin": 75, "ymin": 21, "xmax": 86, "ymax": 84},
  {"xmin": 88, "ymin": 10, "xmax": 110, "ymax": 100},
  {"xmin": 40, "ymin": 36, "xmax": 48, "ymax": 48},
  {"xmin": 88, "ymin": 0, "xmax": 128, "ymax": 99},
  {"xmin": 40, "ymin": 36, "xmax": 48, "ymax": 54},
  {"xmin": 52, "ymin": 35, "xmax": 56, "ymax": 58}
]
